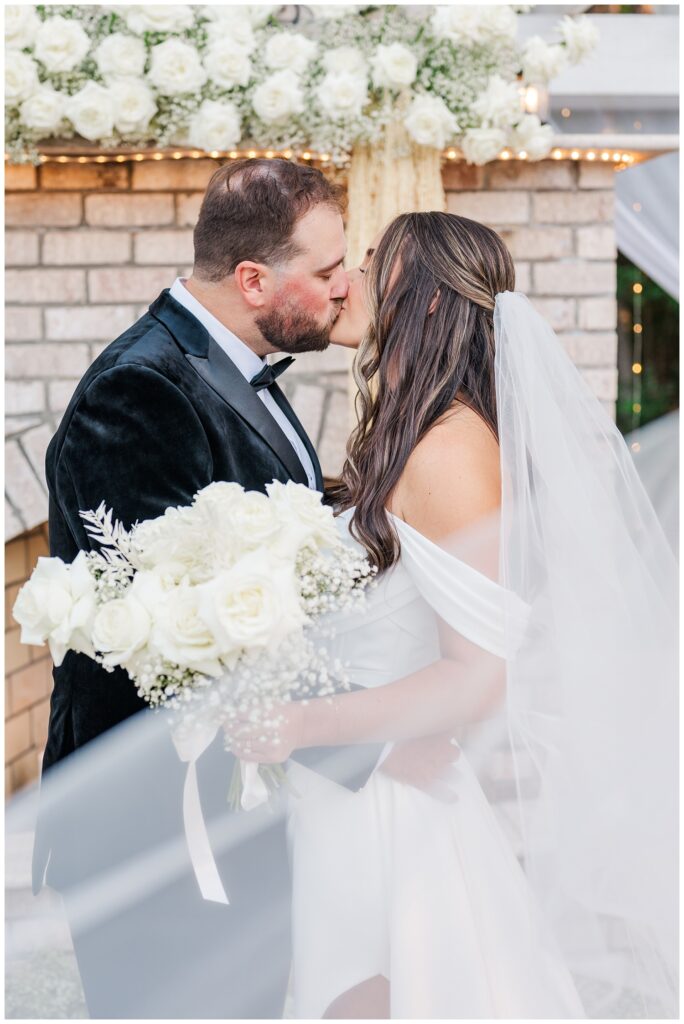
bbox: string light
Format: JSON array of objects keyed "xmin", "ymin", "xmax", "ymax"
[
  {"xmin": 633, "ymin": 201, "xmax": 642, "ymax": 212},
  {"xmin": 631, "ymin": 272, "xmax": 644, "ymax": 430},
  {"xmin": 633, "ymin": 282, "xmax": 643, "ymax": 293},
  {"xmin": 631, "ymin": 441, "xmax": 641, "ymax": 452},
  {"xmin": 561, "ymin": 107, "xmax": 571, "ymax": 118},
  {"xmin": 632, "ymin": 362, "xmax": 643, "ymax": 374},
  {"xmin": 633, "ymin": 323, "xmax": 643, "ymax": 334},
  {"xmin": 6, "ymin": 146, "xmax": 650, "ymax": 167}
]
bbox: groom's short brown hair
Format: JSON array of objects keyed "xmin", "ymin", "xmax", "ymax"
[{"xmin": 193, "ymin": 158, "xmax": 345, "ymax": 282}]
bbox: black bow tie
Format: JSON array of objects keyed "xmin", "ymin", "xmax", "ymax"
[{"xmin": 250, "ymin": 356, "xmax": 295, "ymax": 392}]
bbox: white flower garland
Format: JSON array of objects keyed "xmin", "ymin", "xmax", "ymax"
[{"xmin": 5, "ymin": 4, "xmax": 599, "ymax": 165}]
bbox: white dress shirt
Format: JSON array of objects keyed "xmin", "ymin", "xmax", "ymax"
[{"xmin": 169, "ymin": 278, "xmax": 317, "ymax": 489}]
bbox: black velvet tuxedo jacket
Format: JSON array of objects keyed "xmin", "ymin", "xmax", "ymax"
[{"xmin": 35, "ymin": 289, "xmax": 378, "ymax": 903}]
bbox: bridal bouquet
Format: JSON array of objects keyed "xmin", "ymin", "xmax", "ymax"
[{"xmin": 13, "ymin": 480, "xmax": 375, "ymax": 805}]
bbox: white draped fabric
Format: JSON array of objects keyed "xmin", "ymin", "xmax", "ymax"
[{"xmin": 615, "ymin": 152, "xmax": 679, "ymax": 298}]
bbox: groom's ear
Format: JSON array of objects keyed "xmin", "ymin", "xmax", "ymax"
[
  {"xmin": 428, "ymin": 289, "xmax": 441, "ymax": 316},
  {"xmin": 234, "ymin": 261, "xmax": 271, "ymax": 308}
]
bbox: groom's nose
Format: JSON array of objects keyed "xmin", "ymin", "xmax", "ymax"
[{"xmin": 330, "ymin": 266, "xmax": 350, "ymax": 301}]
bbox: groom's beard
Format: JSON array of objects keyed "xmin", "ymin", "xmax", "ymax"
[{"xmin": 256, "ymin": 298, "xmax": 342, "ymax": 353}]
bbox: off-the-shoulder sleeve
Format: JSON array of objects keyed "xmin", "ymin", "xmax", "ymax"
[{"xmin": 392, "ymin": 516, "xmax": 531, "ymax": 659}]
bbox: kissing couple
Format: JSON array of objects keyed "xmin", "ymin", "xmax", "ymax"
[{"xmin": 30, "ymin": 158, "xmax": 677, "ymax": 1019}]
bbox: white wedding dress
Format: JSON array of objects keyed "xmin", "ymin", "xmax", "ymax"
[{"xmin": 285, "ymin": 508, "xmax": 586, "ymax": 1020}]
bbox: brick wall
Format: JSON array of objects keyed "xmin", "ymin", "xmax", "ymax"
[
  {"xmin": 5, "ymin": 525, "xmax": 53, "ymax": 796},
  {"xmin": 5, "ymin": 153, "xmax": 618, "ymax": 792}
]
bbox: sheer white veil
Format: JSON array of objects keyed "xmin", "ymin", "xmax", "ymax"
[
  {"xmin": 5, "ymin": 293, "xmax": 677, "ymax": 1019},
  {"xmin": 493, "ymin": 291, "xmax": 678, "ymax": 1016}
]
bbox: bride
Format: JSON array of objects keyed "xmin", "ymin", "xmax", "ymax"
[{"xmin": 230, "ymin": 212, "xmax": 678, "ymax": 1019}]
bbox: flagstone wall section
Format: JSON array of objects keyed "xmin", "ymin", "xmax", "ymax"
[{"xmin": 4, "ymin": 155, "xmax": 618, "ymax": 793}]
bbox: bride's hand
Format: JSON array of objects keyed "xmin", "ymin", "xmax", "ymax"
[
  {"xmin": 378, "ymin": 733, "xmax": 461, "ymax": 803},
  {"xmin": 225, "ymin": 703, "xmax": 305, "ymax": 763}
]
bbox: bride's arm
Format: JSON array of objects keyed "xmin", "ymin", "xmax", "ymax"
[{"xmin": 231, "ymin": 410, "xmax": 505, "ymax": 760}]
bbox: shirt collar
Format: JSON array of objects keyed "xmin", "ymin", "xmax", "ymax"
[{"xmin": 169, "ymin": 277, "xmax": 264, "ymax": 382}]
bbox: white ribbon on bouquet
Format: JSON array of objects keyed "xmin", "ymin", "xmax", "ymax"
[{"xmin": 171, "ymin": 725, "xmax": 269, "ymax": 905}]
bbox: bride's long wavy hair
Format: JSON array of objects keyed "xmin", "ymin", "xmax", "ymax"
[{"xmin": 332, "ymin": 211, "xmax": 515, "ymax": 572}]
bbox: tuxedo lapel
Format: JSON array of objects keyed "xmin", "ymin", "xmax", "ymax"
[
  {"xmin": 270, "ymin": 384, "xmax": 324, "ymax": 491},
  {"xmin": 186, "ymin": 343, "xmax": 309, "ymax": 487},
  {"xmin": 150, "ymin": 289, "xmax": 313, "ymax": 488}
]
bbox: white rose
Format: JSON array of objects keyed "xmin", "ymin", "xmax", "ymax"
[
  {"xmin": 33, "ymin": 15, "xmax": 90, "ymax": 73},
  {"xmin": 201, "ymin": 549, "xmax": 305, "ymax": 655},
  {"xmin": 5, "ymin": 51, "xmax": 38, "ymax": 104},
  {"xmin": 188, "ymin": 99, "xmax": 242, "ymax": 152},
  {"xmin": 266, "ymin": 480, "xmax": 338, "ymax": 551},
  {"xmin": 203, "ymin": 5, "xmax": 276, "ymax": 27},
  {"xmin": 431, "ymin": 5, "xmax": 516, "ymax": 46},
  {"xmin": 252, "ymin": 70, "xmax": 304, "ymax": 123},
  {"xmin": 5, "ymin": 6, "xmax": 41, "ymax": 50},
  {"xmin": 371, "ymin": 42, "xmax": 417, "ymax": 90},
  {"xmin": 109, "ymin": 78, "xmax": 158, "ymax": 134},
  {"xmin": 510, "ymin": 113, "xmax": 554, "ymax": 161},
  {"xmin": 92, "ymin": 593, "xmax": 152, "ymax": 669},
  {"xmin": 522, "ymin": 36, "xmax": 568, "ymax": 85},
  {"xmin": 264, "ymin": 31, "xmax": 317, "ymax": 74},
  {"xmin": 150, "ymin": 585, "xmax": 223, "ymax": 676},
  {"xmin": 193, "ymin": 481, "xmax": 246, "ymax": 515},
  {"xmin": 461, "ymin": 127, "xmax": 507, "ymax": 166},
  {"xmin": 477, "ymin": 6, "xmax": 518, "ymax": 42},
  {"xmin": 317, "ymin": 72, "xmax": 367, "ymax": 121},
  {"xmin": 94, "ymin": 33, "xmax": 146, "ymax": 80},
  {"xmin": 124, "ymin": 5, "xmax": 194, "ymax": 34},
  {"xmin": 205, "ymin": 18, "xmax": 255, "ymax": 53},
  {"xmin": 311, "ymin": 5, "xmax": 360, "ymax": 18},
  {"xmin": 430, "ymin": 7, "xmax": 483, "ymax": 46},
  {"xmin": 148, "ymin": 38, "xmax": 207, "ymax": 95},
  {"xmin": 221, "ymin": 489, "xmax": 281, "ymax": 549},
  {"xmin": 66, "ymin": 81, "xmax": 115, "ymax": 141},
  {"xmin": 472, "ymin": 74, "xmax": 521, "ymax": 129},
  {"xmin": 12, "ymin": 552, "xmax": 96, "ymax": 666},
  {"xmin": 560, "ymin": 15, "xmax": 599, "ymax": 63},
  {"xmin": 203, "ymin": 38, "xmax": 252, "ymax": 89},
  {"xmin": 20, "ymin": 86, "xmax": 65, "ymax": 133},
  {"xmin": 404, "ymin": 94, "xmax": 459, "ymax": 150},
  {"xmin": 323, "ymin": 45, "xmax": 367, "ymax": 76},
  {"xmin": 132, "ymin": 505, "xmax": 214, "ymax": 583}
]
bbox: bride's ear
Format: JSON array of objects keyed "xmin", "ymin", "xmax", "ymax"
[{"xmin": 428, "ymin": 289, "xmax": 441, "ymax": 316}]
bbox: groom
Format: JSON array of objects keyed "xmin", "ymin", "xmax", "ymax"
[{"xmin": 35, "ymin": 158, "xmax": 457, "ymax": 1018}]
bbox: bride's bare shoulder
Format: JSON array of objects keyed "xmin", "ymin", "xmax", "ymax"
[{"xmin": 389, "ymin": 403, "xmax": 501, "ymax": 542}]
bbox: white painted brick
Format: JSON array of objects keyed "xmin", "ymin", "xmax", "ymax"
[
  {"xmin": 21, "ymin": 424, "xmax": 54, "ymax": 487},
  {"xmin": 6, "ymin": 232, "xmax": 39, "ymax": 266},
  {"xmin": 132, "ymin": 158, "xmax": 219, "ymax": 191},
  {"xmin": 43, "ymin": 230, "xmax": 131, "ymax": 265},
  {"xmin": 85, "ymin": 194, "xmax": 174, "ymax": 227},
  {"xmin": 533, "ymin": 191, "xmax": 613, "ymax": 224},
  {"xmin": 580, "ymin": 367, "xmax": 618, "ymax": 401},
  {"xmin": 88, "ymin": 267, "xmax": 177, "ymax": 303},
  {"xmin": 576, "ymin": 225, "xmax": 616, "ymax": 260},
  {"xmin": 317, "ymin": 389, "xmax": 352, "ymax": 478},
  {"xmin": 500, "ymin": 226, "xmax": 573, "ymax": 260},
  {"xmin": 529, "ymin": 297, "xmax": 576, "ymax": 331},
  {"xmin": 5, "ymin": 441, "xmax": 48, "ymax": 534},
  {"xmin": 5, "ymin": 307, "xmax": 42, "ymax": 342},
  {"xmin": 134, "ymin": 230, "xmax": 194, "ymax": 264},
  {"xmin": 6, "ymin": 269, "xmax": 86, "ymax": 304},
  {"xmin": 176, "ymin": 193, "xmax": 203, "ymax": 227},
  {"xmin": 6, "ymin": 193, "xmax": 81, "ymax": 227},
  {"xmin": 488, "ymin": 160, "xmax": 576, "ymax": 191},
  {"xmin": 48, "ymin": 380, "xmax": 79, "ymax": 415},
  {"xmin": 559, "ymin": 332, "xmax": 618, "ymax": 367},
  {"xmin": 45, "ymin": 305, "xmax": 136, "ymax": 341},
  {"xmin": 446, "ymin": 190, "xmax": 529, "ymax": 225},
  {"xmin": 578, "ymin": 162, "xmax": 616, "ymax": 189},
  {"xmin": 514, "ymin": 261, "xmax": 531, "ymax": 293},
  {"xmin": 6, "ymin": 415, "xmax": 43, "ymax": 436},
  {"xmin": 533, "ymin": 261, "xmax": 615, "ymax": 296},
  {"xmin": 290, "ymin": 383, "xmax": 326, "ymax": 446},
  {"xmin": 6, "ymin": 344, "xmax": 90, "ymax": 379},
  {"xmin": 578, "ymin": 297, "xmax": 617, "ymax": 331},
  {"xmin": 5, "ymin": 381, "xmax": 45, "ymax": 416}
]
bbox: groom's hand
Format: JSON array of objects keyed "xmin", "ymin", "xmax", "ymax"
[{"xmin": 378, "ymin": 733, "xmax": 461, "ymax": 803}]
